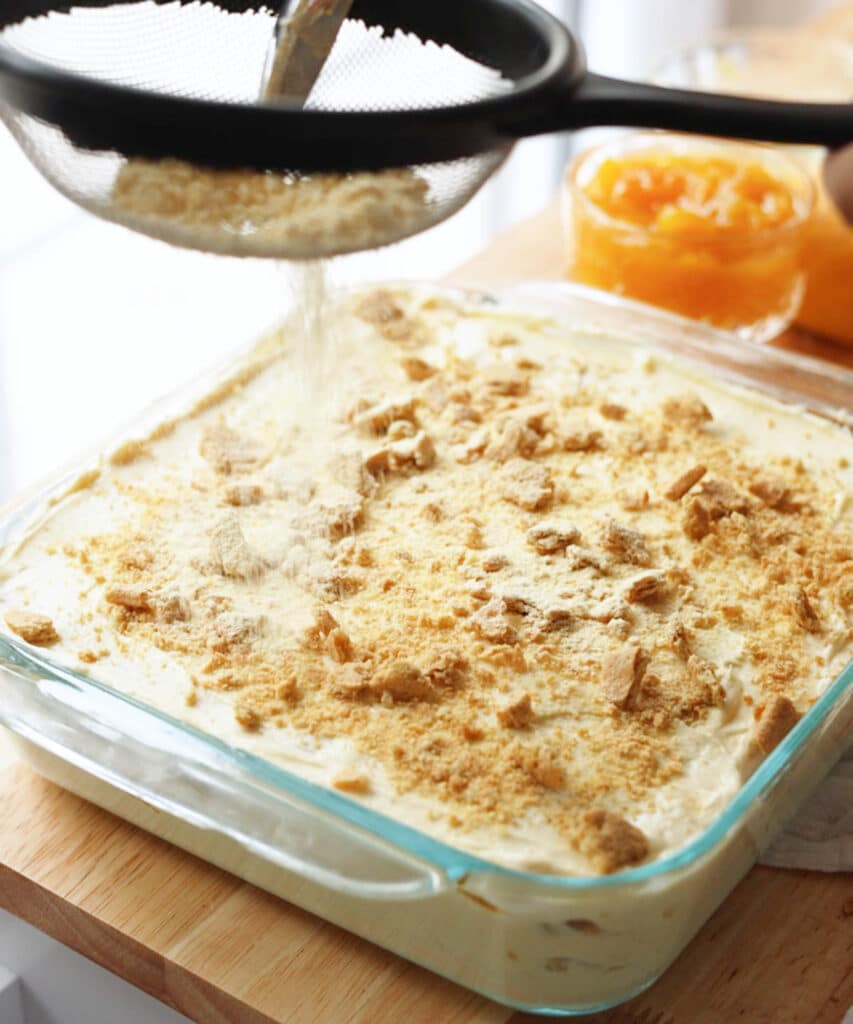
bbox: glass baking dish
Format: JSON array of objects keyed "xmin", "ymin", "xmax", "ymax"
[{"xmin": 0, "ymin": 282, "xmax": 851, "ymax": 1017}]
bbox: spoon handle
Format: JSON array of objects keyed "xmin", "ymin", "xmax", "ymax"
[{"xmin": 262, "ymin": 0, "xmax": 354, "ymax": 104}]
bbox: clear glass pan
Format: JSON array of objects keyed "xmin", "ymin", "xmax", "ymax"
[{"xmin": 1, "ymin": 282, "xmax": 851, "ymax": 1015}]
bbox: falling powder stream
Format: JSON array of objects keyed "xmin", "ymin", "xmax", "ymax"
[{"xmin": 286, "ymin": 258, "xmax": 336, "ymax": 405}]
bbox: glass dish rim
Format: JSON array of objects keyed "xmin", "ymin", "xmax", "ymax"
[{"xmin": 1, "ymin": 279, "xmax": 851, "ymax": 893}]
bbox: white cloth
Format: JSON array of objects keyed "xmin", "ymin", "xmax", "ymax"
[{"xmin": 759, "ymin": 744, "xmax": 853, "ymax": 871}]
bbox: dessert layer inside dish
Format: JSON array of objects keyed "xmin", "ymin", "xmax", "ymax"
[{"xmin": 2, "ymin": 288, "xmax": 851, "ymax": 876}]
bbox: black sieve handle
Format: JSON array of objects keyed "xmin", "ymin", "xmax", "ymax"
[{"xmin": 555, "ymin": 73, "xmax": 853, "ymax": 148}]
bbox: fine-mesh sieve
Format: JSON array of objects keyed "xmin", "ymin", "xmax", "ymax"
[{"xmin": 1, "ymin": 0, "xmax": 851, "ymax": 259}]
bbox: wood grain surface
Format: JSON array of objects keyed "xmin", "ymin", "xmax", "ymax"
[{"xmin": 2, "ymin": 6, "xmax": 853, "ymax": 1020}]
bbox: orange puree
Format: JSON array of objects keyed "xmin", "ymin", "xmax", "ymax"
[{"xmin": 565, "ymin": 140, "xmax": 813, "ymax": 339}]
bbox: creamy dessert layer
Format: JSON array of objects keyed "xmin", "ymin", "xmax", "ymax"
[{"xmin": 2, "ymin": 288, "xmax": 851, "ymax": 876}]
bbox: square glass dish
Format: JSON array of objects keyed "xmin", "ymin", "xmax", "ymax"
[{"xmin": 0, "ymin": 282, "xmax": 851, "ymax": 1017}]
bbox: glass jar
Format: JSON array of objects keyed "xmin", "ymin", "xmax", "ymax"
[
  {"xmin": 654, "ymin": 30, "xmax": 853, "ymax": 346},
  {"xmin": 563, "ymin": 132, "xmax": 814, "ymax": 343}
]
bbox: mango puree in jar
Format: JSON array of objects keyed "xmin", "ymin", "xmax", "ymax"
[
  {"xmin": 564, "ymin": 136, "xmax": 813, "ymax": 340},
  {"xmin": 651, "ymin": 31, "xmax": 853, "ymax": 345}
]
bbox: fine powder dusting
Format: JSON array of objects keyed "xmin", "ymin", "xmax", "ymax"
[{"xmin": 110, "ymin": 159, "xmax": 430, "ymax": 258}]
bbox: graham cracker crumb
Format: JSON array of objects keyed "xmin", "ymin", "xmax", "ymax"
[
  {"xmin": 625, "ymin": 572, "xmax": 669, "ymax": 605},
  {"xmin": 577, "ymin": 808, "xmax": 649, "ymax": 874},
  {"xmin": 527, "ymin": 521, "xmax": 581, "ymax": 554},
  {"xmin": 791, "ymin": 588, "xmax": 821, "ymax": 633},
  {"xmin": 332, "ymin": 772, "xmax": 372, "ymax": 795},
  {"xmin": 4, "ymin": 610, "xmax": 59, "ymax": 646},
  {"xmin": 754, "ymin": 696, "xmax": 801, "ymax": 755},
  {"xmin": 500, "ymin": 459, "xmax": 553, "ymax": 512},
  {"xmin": 200, "ymin": 419, "xmax": 259, "ymax": 474},
  {"xmin": 105, "ymin": 584, "xmax": 152, "ymax": 612},
  {"xmin": 602, "ymin": 519, "xmax": 651, "ymax": 566},
  {"xmin": 601, "ymin": 644, "xmax": 648, "ymax": 708},
  {"xmin": 665, "ymin": 465, "xmax": 707, "ymax": 501},
  {"xmin": 497, "ymin": 693, "xmax": 534, "ymax": 729}
]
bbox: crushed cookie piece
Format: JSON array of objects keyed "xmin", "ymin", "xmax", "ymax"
[
  {"xmin": 748, "ymin": 477, "xmax": 787, "ymax": 508},
  {"xmin": 209, "ymin": 517, "xmax": 267, "ymax": 580},
  {"xmin": 665, "ymin": 465, "xmax": 707, "ymax": 502},
  {"xmin": 540, "ymin": 605, "xmax": 573, "ymax": 634},
  {"xmin": 448, "ymin": 401, "xmax": 482, "ymax": 426},
  {"xmin": 426, "ymin": 650, "xmax": 469, "ymax": 690},
  {"xmin": 234, "ymin": 704, "xmax": 263, "ymax": 731},
  {"xmin": 579, "ymin": 809, "xmax": 649, "ymax": 874},
  {"xmin": 315, "ymin": 495, "xmax": 365, "ymax": 540},
  {"xmin": 471, "ymin": 597, "xmax": 517, "ymax": 644},
  {"xmin": 368, "ymin": 432, "xmax": 436, "ymax": 477},
  {"xmin": 565, "ymin": 547, "xmax": 608, "ymax": 573},
  {"xmin": 225, "ymin": 482, "xmax": 264, "ymax": 507},
  {"xmin": 200, "ymin": 419, "xmax": 258, "ymax": 474},
  {"xmin": 601, "ymin": 643, "xmax": 648, "ymax": 708},
  {"xmin": 749, "ymin": 478, "xmax": 802, "ymax": 513},
  {"xmin": 422, "ymin": 502, "xmax": 444, "ymax": 523},
  {"xmin": 332, "ymin": 772, "xmax": 371, "ymax": 795},
  {"xmin": 669, "ymin": 621, "xmax": 692, "ymax": 660},
  {"xmin": 105, "ymin": 584, "xmax": 152, "ymax": 613},
  {"xmin": 527, "ymin": 749, "xmax": 566, "ymax": 790},
  {"xmin": 791, "ymin": 588, "xmax": 821, "ymax": 633},
  {"xmin": 561, "ymin": 425, "xmax": 603, "ymax": 452},
  {"xmin": 683, "ymin": 498, "xmax": 712, "ymax": 541},
  {"xmin": 462, "ymin": 724, "xmax": 484, "ymax": 742},
  {"xmin": 700, "ymin": 479, "xmax": 752, "ymax": 518},
  {"xmin": 497, "ymin": 693, "xmax": 534, "ymax": 729},
  {"xmin": 331, "ymin": 662, "xmax": 368, "ymax": 697},
  {"xmin": 625, "ymin": 571, "xmax": 669, "ymax": 605},
  {"xmin": 158, "ymin": 592, "xmax": 191, "ymax": 623},
  {"xmin": 463, "ymin": 518, "xmax": 486, "ymax": 550},
  {"xmin": 387, "ymin": 419, "xmax": 416, "ymax": 441},
  {"xmin": 355, "ymin": 290, "xmax": 419, "ymax": 342},
  {"xmin": 619, "ymin": 490, "xmax": 649, "ymax": 512},
  {"xmin": 486, "ymin": 417, "xmax": 541, "ymax": 462},
  {"xmin": 364, "ymin": 448, "xmax": 391, "ymax": 477},
  {"xmin": 482, "ymin": 363, "xmax": 529, "ymax": 397},
  {"xmin": 325, "ymin": 627, "xmax": 354, "ymax": 663},
  {"xmin": 110, "ymin": 439, "xmax": 149, "ymax": 466},
  {"xmin": 330, "ymin": 451, "xmax": 378, "ymax": 498},
  {"xmin": 119, "ymin": 542, "xmax": 154, "ymax": 571},
  {"xmin": 527, "ymin": 521, "xmax": 581, "ymax": 554},
  {"xmin": 407, "ymin": 432, "xmax": 437, "ymax": 470},
  {"xmin": 353, "ymin": 398, "xmax": 417, "ymax": 436},
  {"xmin": 482, "ymin": 551, "xmax": 509, "ymax": 572},
  {"xmin": 602, "ymin": 519, "xmax": 651, "ymax": 566},
  {"xmin": 356, "ymin": 289, "xmax": 405, "ymax": 325},
  {"xmin": 370, "ymin": 662, "xmax": 436, "ymax": 702},
  {"xmin": 400, "ymin": 356, "xmax": 436, "ymax": 382},
  {"xmin": 304, "ymin": 609, "xmax": 338, "ymax": 650},
  {"xmin": 210, "ymin": 612, "xmax": 265, "ymax": 651},
  {"xmin": 599, "ymin": 402, "xmax": 627, "ymax": 421},
  {"xmin": 4, "ymin": 610, "xmax": 59, "ymax": 646},
  {"xmin": 754, "ymin": 696, "xmax": 801, "ymax": 755},
  {"xmin": 500, "ymin": 458, "xmax": 553, "ymax": 512},
  {"xmin": 662, "ymin": 395, "xmax": 713, "ymax": 428}
]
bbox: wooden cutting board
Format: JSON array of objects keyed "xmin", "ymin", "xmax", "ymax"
[{"xmin": 2, "ymin": 5, "xmax": 853, "ymax": 1019}]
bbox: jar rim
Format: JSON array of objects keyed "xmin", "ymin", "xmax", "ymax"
[{"xmin": 565, "ymin": 131, "xmax": 816, "ymax": 248}]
